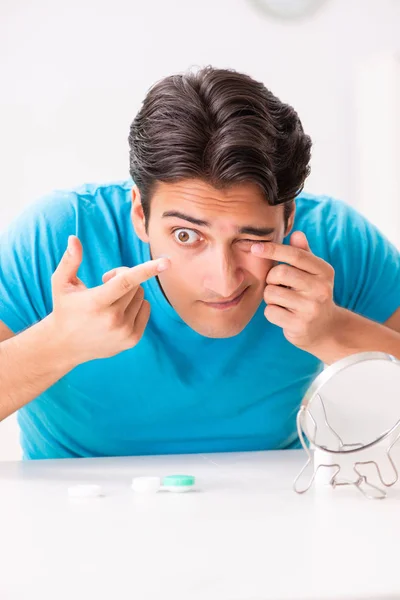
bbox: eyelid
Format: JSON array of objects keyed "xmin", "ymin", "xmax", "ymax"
[
  {"xmin": 240, "ymin": 239, "xmax": 271, "ymax": 243},
  {"xmin": 172, "ymin": 227, "xmax": 199, "ymax": 233}
]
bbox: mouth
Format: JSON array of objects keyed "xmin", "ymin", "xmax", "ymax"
[{"xmin": 203, "ymin": 287, "xmax": 248, "ymax": 310}]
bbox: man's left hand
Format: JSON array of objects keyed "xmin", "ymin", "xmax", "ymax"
[{"xmin": 251, "ymin": 231, "xmax": 340, "ymax": 354}]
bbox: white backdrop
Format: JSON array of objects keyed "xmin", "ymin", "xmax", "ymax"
[{"xmin": 1, "ymin": 0, "xmax": 399, "ymax": 460}]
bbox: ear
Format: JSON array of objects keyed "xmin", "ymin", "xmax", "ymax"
[
  {"xmin": 131, "ymin": 185, "xmax": 149, "ymax": 243},
  {"xmin": 284, "ymin": 202, "xmax": 296, "ymax": 238}
]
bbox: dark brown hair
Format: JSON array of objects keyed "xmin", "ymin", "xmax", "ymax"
[{"xmin": 128, "ymin": 67, "xmax": 312, "ymax": 227}]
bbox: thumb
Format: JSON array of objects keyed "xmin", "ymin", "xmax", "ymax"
[
  {"xmin": 289, "ymin": 231, "xmax": 311, "ymax": 252},
  {"xmin": 52, "ymin": 235, "xmax": 86, "ymax": 290}
]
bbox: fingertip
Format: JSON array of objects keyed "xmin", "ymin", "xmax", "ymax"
[
  {"xmin": 251, "ymin": 243, "xmax": 264, "ymax": 255},
  {"xmin": 67, "ymin": 235, "xmax": 83, "ymax": 258},
  {"xmin": 290, "ymin": 231, "xmax": 308, "ymax": 248},
  {"xmin": 156, "ymin": 257, "xmax": 171, "ymax": 273},
  {"xmin": 67, "ymin": 235, "xmax": 75, "ymax": 255}
]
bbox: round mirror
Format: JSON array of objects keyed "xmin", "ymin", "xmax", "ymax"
[
  {"xmin": 294, "ymin": 352, "xmax": 400, "ymax": 499},
  {"xmin": 300, "ymin": 351, "xmax": 400, "ymax": 453}
]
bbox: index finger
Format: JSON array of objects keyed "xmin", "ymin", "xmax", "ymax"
[
  {"xmin": 93, "ymin": 257, "xmax": 170, "ymax": 306},
  {"xmin": 251, "ymin": 242, "xmax": 323, "ymax": 275}
]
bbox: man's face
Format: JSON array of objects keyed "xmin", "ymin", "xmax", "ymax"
[{"xmin": 132, "ymin": 179, "xmax": 294, "ymax": 338}]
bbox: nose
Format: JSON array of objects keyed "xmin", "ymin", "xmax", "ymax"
[{"xmin": 203, "ymin": 248, "xmax": 244, "ymax": 299}]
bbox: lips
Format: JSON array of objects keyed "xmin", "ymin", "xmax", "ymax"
[{"xmin": 204, "ymin": 287, "xmax": 248, "ymax": 310}]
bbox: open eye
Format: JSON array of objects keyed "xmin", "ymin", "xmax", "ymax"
[{"xmin": 173, "ymin": 229, "xmax": 201, "ymax": 246}]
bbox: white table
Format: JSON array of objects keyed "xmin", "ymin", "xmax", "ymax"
[{"xmin": 0, "ymin": 449, "xmax": 399, "ymax": 600}]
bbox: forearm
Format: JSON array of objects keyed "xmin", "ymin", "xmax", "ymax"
[
  {"xmin": 0, "ymin": 315, "xmax": 78, "ymax": 421},
  {"xmin": 310, "ymin": 307, "xmax": 400, "ymax": 365}
]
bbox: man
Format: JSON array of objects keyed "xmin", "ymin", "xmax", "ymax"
[{"xmin": 0, "ymin": 67, "xmax": 399, "ymax": 460}]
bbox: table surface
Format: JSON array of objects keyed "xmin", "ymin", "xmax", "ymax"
[{"xmin": 1, "ymin": 448, "xmax": 400, "ymax": 600}]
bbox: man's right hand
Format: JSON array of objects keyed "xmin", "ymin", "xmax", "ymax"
[{"xmin": 49, "ymin": 235, "xmax": 170, "ymax": 363}]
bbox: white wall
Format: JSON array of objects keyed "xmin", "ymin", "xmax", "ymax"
[{"xmin": 1, "ymin": 0, "xmax": 399, "ymax": 460}]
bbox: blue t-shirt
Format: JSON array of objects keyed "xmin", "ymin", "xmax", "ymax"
[{"xmin": 0, "ymin": 180, "xmax": 399, "ymax": 459}]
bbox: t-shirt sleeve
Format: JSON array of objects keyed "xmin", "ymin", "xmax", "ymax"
[
  {"xmin": 327, "ymin": 199, "xmax": 400, "ymax": 324},
  {"xmin": 0, "ymin": 192, "xmax": 77, "ymax": 334}
]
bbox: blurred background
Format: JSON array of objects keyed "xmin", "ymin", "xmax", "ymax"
[{"xmin": 1, "ymin": 0, "xmax": 399, "ymax": 460}]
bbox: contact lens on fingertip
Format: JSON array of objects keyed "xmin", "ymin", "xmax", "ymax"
[{"xmin": 157, "ymin": 258, "xmax": 170, "ymax": 272}]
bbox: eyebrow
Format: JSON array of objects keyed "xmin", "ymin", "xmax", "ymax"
[{"xmin": 162, "ymin": 211, "xmax": 275, "ymax": 237}]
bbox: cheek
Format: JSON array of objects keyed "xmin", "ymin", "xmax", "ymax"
[
  {"xmin": 178, "ymin": 252, "xmax": 274, "ymax": 286},
  {"xmin": 158, "ymin": 253, "xmax": 199, "ymax": 291},
  {"xmin": 245, "ymin": 255, "xmax": 275, "ymax": 282},
  {"xmin": 156, "ymin": 243, "xmax": 274, "ymax": 290},
  {"xmin": 148, "ymin": 237, "xmax": 197, "ymax": 293}
]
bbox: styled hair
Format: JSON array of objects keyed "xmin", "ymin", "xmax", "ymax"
[{"xmin": 128, "ymin": 66, "xmax": 312, "ymax": 227}]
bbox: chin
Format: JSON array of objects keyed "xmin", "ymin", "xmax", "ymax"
[
  {"xmin": 173, "ymin": 295, "xmax": 263, "ymax": 339},
  {"xmin": 184, "ymin": 315, "xmax": 254, "ymax": 339}
]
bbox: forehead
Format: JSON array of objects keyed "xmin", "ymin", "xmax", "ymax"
[{"xmin": 150, "ymin": 179, "xmax": 282, "ymax": 222}]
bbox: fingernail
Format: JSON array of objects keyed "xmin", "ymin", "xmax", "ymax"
[
  {"xmin": 67, "ymin": 235, "xmax": 74, "ymax": 255},
  {"xmin": 157, "ymin": 257, "xmax": 170, "ymax": 272},
  {"xmin": 251, "ymin": 243, "xmax": 264, "ymax": 254}
]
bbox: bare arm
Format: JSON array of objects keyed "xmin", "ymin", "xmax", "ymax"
[{"xmin": 0, "ymin": 315, "xmax": 77, "ymax": 421}]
